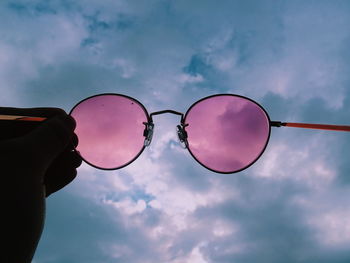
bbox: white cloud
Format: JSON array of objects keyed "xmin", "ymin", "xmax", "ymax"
[
  {"xmin": 313, "ymin": 210, "xmax": 350, "ymax": 247},
  {"xmin": 105, "ymin": 198, "xmax": 147, "ymax": 215},
  {"xmin": 2, "ymin": 1, "xmax": 348, "ymax": 262},
  {"xmin": 294, "ymin": 188, "xmax": 350, "ymax": 248},
  {"xmin": 212, "ymin": 220, "xmax": 237, "ymax": 238},
  {"xmin": 170, "ymin": 243, "xmax": 209, "ymax": 263},
  {"xmin": 252, "ymin": 133, "xmax": 337, "ymax": 189}
]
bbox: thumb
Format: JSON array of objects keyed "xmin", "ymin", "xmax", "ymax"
[{"xmin": 23, "ymin": 114, "xmax": 76, "ymax": 165}]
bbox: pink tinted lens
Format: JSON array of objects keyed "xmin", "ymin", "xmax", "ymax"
[
  {"xmin": 184, "ymin": 95, "xmax": 270, "ymax": 173},
  {"xmin": 70, "ymin": 94, "xmax": 148, "ymax": 169}
]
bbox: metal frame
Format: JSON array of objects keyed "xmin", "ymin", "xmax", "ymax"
[
  {"xmin": 182, "ymin": 94, "xmax": 272, "ymax": 174},
  {"xmin": 1, "ymin": 93, "xmax": 350, "ymax": 173},
  {"xmin": 69, "ymin": 93, "xmax": 151, "ymax": 171}
]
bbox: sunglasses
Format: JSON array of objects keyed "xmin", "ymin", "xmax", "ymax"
[{"xmin": 1, "ymin": 93, "xmax": 350, "ymax": 174}]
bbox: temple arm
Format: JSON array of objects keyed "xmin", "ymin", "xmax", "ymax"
[
  {"xmin": 271, "ymin": 121, "xmax": 350, "ymax": 132},
  {"xmin": 0, "ymin": 115, "xmax": 46, "ymax": 122}
]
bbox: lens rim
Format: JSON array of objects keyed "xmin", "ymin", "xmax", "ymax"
[
  {"xmin": 183, "ymin": 94, "xmax": 272, "ymax": 174},
  {"xmin": 69, "ymin": 93, "xmax": 150, "ymax": 171}
]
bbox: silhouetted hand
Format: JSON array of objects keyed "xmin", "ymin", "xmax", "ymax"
[{"xmin": 0, "ymin": 107, "xmax": 82, "ymax": 263}]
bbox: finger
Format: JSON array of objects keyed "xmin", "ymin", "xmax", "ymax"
[
  {"xmin": 0, "ymin": 108, "xmax": 70, "ymax": 140},
  {"xmin": 56, "ymin": 150, "xmax": 83, "ymax": 168},
  {"xmin": 22, "ymin": 114, "xmax": 76, "ymax": 165},
  {"xmin": 44, "ymin": 151, "xmax": 82, "ymax": 196},
  {"xmin": 58, "ymin": 133, "xmax": 79, "ymax": 153},
  {"xmin": 0, "ymin": 107, "xmax": 66, "ymax": 117},
  {"xmin": 71, "ymin": 133, "xmax": 79, "ymax": 148}
]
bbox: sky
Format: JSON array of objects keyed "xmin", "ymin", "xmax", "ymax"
[{"xmin": 1, "ymin": 0, "xmax": 350, "ymax": 262}]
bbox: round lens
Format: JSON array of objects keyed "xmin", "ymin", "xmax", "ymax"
[
  {"xmin": 184, "ymin": 95, "xmax": 270, "ymax": 173},
  {"xmin": 70, "ymin": 94, "xmax": 148, "ymax": 170}
]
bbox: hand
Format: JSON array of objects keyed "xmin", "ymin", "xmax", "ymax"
[
  {"xmin": 0, "ymin": 107, "xmax": 82, "ymax": 262},
  {"xmin": 0, "ymin": 107, "xmax": 82, "ymax": 195}
]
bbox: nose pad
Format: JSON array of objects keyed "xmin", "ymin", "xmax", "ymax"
[
  {"xmin": 143, "ymin": 122, "xmax": 154, "ymax": 147},
  {"xmin": 176, "ymin": 125, "xmax": 188, "ymax": 149}
]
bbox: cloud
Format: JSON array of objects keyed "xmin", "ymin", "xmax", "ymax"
[{"xmin": 1, "ymin": 0, "xmax": 350, "ymax": 262}]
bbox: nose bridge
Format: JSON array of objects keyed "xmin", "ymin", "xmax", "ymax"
[
  {"xmin": 149, "ymin": 109, "xmax": 185, "ymax": 123},
  {"xmin": 143, "ymin": 109, "xmax": 188, "ymax": 148}
]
